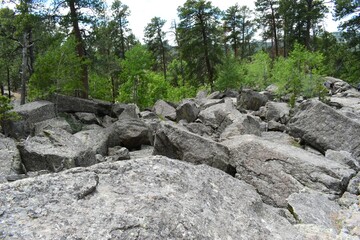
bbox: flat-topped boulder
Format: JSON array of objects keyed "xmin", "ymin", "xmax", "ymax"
[
  {"xmin": 153, "ymin": 122, "xmax": 232, "ymax": 173},
  {"xmin": 288, "ymin": 100, "xmax": 360, "ymax": 158},
  {"xmin": 51, "ymin": 94, "xmax": 113, "ymax": 116},
  {"xmin": 18, "ymin": 128, "xmax": 96, "ymax": 172},
  {"xmin": 222, "ymin": 135, "xmax": 355, "ymax": 207},
  {"xmin": 2, "ymin": 101, "xmax": 55, "ymax": 139},
  {"xmin": 0, "ymin": 156, "xmax": 303, "ymax": 239}
]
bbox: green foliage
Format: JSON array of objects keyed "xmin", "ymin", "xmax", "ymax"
[
  {"xmin": 243, "ymin": 51, "xmax": 272, "ymax": 90},
  {"xmin": 178, "ymin": 0, "xmax": 224, "ymax": 87},
  {"xmin": 28, "ymin": 37, "xmax": 83, "ymax": 100},
  {"xmin": 0, "ymin": 95, "xmax": 19, "ymax": 122},
  {"xmin": 272, "ymin": 43, "xmax": 326, "ymax": 107},
  {"xmin": 214, "ymin": 55, "xmax": 245, "ymax": 91},
  {"xmin": 89, "ymin": 73, "xmax": 113, "ymax": 102}
]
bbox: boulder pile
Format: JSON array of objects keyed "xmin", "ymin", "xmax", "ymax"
[{"xmin": 0, "ymin": 78, "xmax": 359, "ymax": 239}]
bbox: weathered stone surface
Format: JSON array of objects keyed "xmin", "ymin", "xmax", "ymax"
[
  {"xmin": 153, "ymin": 122, "xmax": 232, "ymax": 173},
  {"xmin": 267, "ymin": 120, "xmax": 286, "ymax": 132},
  {"xmin": 237, "ymin": 89, "xmax": 268, "ymax": 111},
  {"xmin": 198, "ymin": 98, "xmax": 238, "ymax": 129},
  {"xmin": 264, "ymin": 101, "xmax": 290, "ymax": 123},
  {"xmin": 288, "ymin": 100, "xmax": 360, "ymax": 158},
  {"xmin": 107, "ymin": 118, "xmax": 151, "ymax": 150},
  {"xmin": 219, "ymin": 114, "xmax": 261, "ymax": 141},
  {"xmin": 186, "ymin": 122, "xmax": 213, "ymax": 138},
  {"xmin": 0, "ymin": 136, "xmax": 24, "ymax": 182},
  {"xmin": 51, "ymin": 94, "xmax": 113, "ymax": 116},
  {"xmin": 0, "ymin": 156, "xmax": 303, "ymax": 239},
  {"xmin": 325, "ymin": 150, "xmax": 360, "ymax": 171},
  {"xmin": 324, "ymin": 76, "xmax": 352, "ymax": 94},
  {"xmin": 176, "ymin": 100, "xmax": 199, "ymax": 123},
  {"xmin": 139, "ymin": 110, "xmax": 158, "ymax": 119},
  {"xmin": 34, "ymin": 117, "xmax": 73, "ymax": 135},
  {"xmin": 347, "ymin": 171, "xmax": 360, "ymax": 195},
  {"xmin": 107, "ymin": 146, "xmax": 130, "ymax": 161},
  {"xmin": 222, "ymin": 135, "xmax": 355, "ymax": 207},
  {"xmin": 2, "ymin": 101, "xmax": 55, "ymax": 139},
  {"xmin": 18, "ymin": 129, "xmax": 96, "ymax": 172},
  {"xmin": 287, "ymin": 191, "xmax": 341, "ymax": 229},
  {"xmin": 153, "ymin": 99, "xmax": 176, "ymax": 121},
  {"xmin": 74, "ymin": 112, "xmax": 100, "ymax": 125},
  {"xmin": 112, "ymin": 103, "xmax": 139, "ymax": 119},
  {"xmin": 74, "ymin": 128, "xmax": 109, "ymax": 156}
]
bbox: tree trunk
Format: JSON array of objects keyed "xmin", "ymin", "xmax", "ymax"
[
  {"xmin": 270, "ymin": 2, "xmax": 279, "ymax": 57},
  {"xmin": 7, "ymin": 66, "xmax": 11, "ymax": 98},
  {"xmin": 69, "ymin": 0, "xmax": 88, "ymax": 99},
  {"xmin": 20, "ymin": 31, "xmax": 29, "ymax": 105},
  {"xmin": 199, "ymin": 16, "xmax": 213, "ymax": 89},
  {"xmin": 305, "ymin": 0, "xmax": 312, "ymax": 50}
]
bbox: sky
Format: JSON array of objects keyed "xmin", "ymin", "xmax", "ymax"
[{"xmin": 105, "ymin": 0, "xmax": 339, "ymax": 42}]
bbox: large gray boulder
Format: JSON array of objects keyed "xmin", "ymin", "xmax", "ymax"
[
  {"xmin": 287, "ymin": 191, "xmax": 341, "ymax": 229},
  {"xmin": 0, "ymin": 136, "xmax": 24, "ymax": 182},
  {"xmin": 263, "ymin": 101, "xmax": 290, "ymax": 123},
  {"xmin": 73, "ymin": 128, "xmax": 108, "ymax": 156},
  {"xmin": 18, "ymin": 129, "xmax": 96, "ymax": 172},
  {"xmin": 2, "ymin": 101, "xmax": 55, "ymax": 139},
  {"xmin": 288, "ymin": 100, "xmax": 360, "ymax": 159},
  {"xmin": 153, "ymin": 99, "xmax": 176, "ymax": 121},
  {"xmin": 176, "ymin": 100, "xmax": 199, "ymax": 123},
  {"xmin": 34, "ymin": 117, "xmax": 73, "ymax": 135},
  {"xmin": 51, "ymin": 94, "xmax": 113, "ymax": 116},
  {"xmin": 237, "ymin": 89, "xmax": 268, "ymax": 111},
  {"xmin": 222, "ymin": 135, "xmax": 355, "ymax": 207},
  {"xmin": 0, "ymin": 156, "xmax": 303, "ymax": 239},
  {"xmin": 107, "ymin": 118, "xmax": 151, "ymax": 150},
  {"xmin": 112, "ymin": 103, "xmax": 139, "ymax": 119},
  {"xmin": 153, "ymin": 122, "xmax": 232, "ymax": 173}
]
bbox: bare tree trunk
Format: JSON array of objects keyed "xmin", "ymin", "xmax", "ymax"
[
  {"xmin": 7, "ymin": 66, "xmax": 11, "ymax": 98},
  {"xmin": 21, "ymin": 31, "xmax": 29, "ymax": 105},
  {"xmin": 69, "ymin": 0, "xmax": 88, "ymax": 99}
]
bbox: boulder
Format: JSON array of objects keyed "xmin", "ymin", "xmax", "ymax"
[
  {"xmin": 198, "ymin": 98, "xmax": 238, "ymax": 129},
  {"xmin": 287, "ymin": 191, "xmax": 341, "ymax": 229},
  {"xmin": 107, "ymin": 118, "xmax": 151, "ymax": 150},
  {"xmin": 34, "ymin": 117, "xmax": 73, "ymax": 135},
  {"xmin": 51, "ymin": 94, "xmax": 112, "ymax": 116},
  {"xmin": 325, "ymin": 150, "xmax": 360, "ymax": 171},
  {"xmin": 73, "ymin": 128, "xmax": 109, "ymax": 156},
  {"xmin": 176, "ymin": 100, "xmax": 199, "ymax": 123},
  {"xmin": 222, "ymin": 135, "xmax": 355, "ymax": 207},
  {"xmin": 263, "ymin": 101, "xmax": 290, "ymax": 123},
  {"xmin": 112, "ymin": 103, "xmax": 139, "ymax": 119},
  {"xmin": 219, "ymin": 114, "xmax": 261, "ymax": 141},
  {"xmin": 107, "ymin": 146, "xmax": 130, "ymax": 161},
  {"xmin": 186, "ymin": 122, "xmax": 214, "ymax": 138},
  {"xmin": 0, "ymin": 136, "xmax": 24, "ymax": 182},
  {"xmin": 74, "ymin": 112, "xmax": 100, "ymax": 125},
  {"xmin": 324, "ymin": 76, "xmax": 352, "ymax": 94},
  {"xmin": 18, "ymin": 129, "xmax": 96, "ymax": 172},
  {"xmin": 288, "ymin": 100, "xmax": 360, "ymax": 158},
  {"xmin": 267, "ymin": 120, "xmax": 286, "ymax": 132},
  {"xmin": 153, "ymin": 122, "xmax": 232, "ymax": 173},
  {"xmin": 153, "ymin": 99, "xmax": 176, "ymax": 121},
  {"xmin": 0, "ymin": 156, "xmax": 303, "ymax": 239},
  {"xmin": 2, "ymin": 101, "xmax": 55, "ymax": 139},
  {"xmin": 237, "ymin": 89, "xmax": 268, "ymax": 111},
  {"xmin": 347, "ymin": 172, "xmax": 360, "ymax": 195}
]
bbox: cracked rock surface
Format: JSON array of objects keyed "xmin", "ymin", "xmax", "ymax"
[{"xmin": 0, "ymin": 156, "xmax": 303, "ymax": 240}]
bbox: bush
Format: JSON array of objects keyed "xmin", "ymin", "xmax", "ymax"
[{"xmin": 0, "ymin": 95, "xmax": 19, "ymax": 122}]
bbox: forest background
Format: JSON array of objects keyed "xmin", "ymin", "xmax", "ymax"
[{"xmin": 0, "ymin": 0, "xmax": 359, "ymax": 109}]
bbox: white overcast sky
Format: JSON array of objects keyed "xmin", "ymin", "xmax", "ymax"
[{"xmin": 105, "ymin": 0, "xmax": 339, "ymax": 42}]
